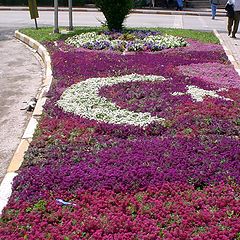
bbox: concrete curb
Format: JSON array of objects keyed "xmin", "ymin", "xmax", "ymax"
[
  {"xmin": 0, "ymin": 172, "xmax": 18, "ymax": 213},
  {"xmin": 213, "ymin": 29, "xmax": 240, "ymax": 76},
  {"xmin": 0, "ymin": 31, "xmax": 53, "ymax": 215}
]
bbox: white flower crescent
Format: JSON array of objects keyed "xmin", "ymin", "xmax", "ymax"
[{"xmin": 57, "ymin": 74, "xmax": 166, "ymax": 127}]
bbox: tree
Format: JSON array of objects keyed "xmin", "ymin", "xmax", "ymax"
[{"xmin": 95, "ymin": 0, "xmax": 133, "ymax": 31}]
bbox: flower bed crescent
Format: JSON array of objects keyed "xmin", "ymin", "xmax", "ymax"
[{"xmin": 0, "ymin": 30, "xmax": 240, "ymax": 239}]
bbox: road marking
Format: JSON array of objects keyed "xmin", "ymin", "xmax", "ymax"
[
  {"xmin": 173, "ymin": 15, "xmax": 183, "ymax": 28},
  {"xmin": 198, "ymin": 16, "xmax": 208, "ymax": 29}
]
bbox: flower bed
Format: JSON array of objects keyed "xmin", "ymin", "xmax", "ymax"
[
  {"xmin": 66, "ymin": 30, "xmax": 187, "ymax": 52},
  {"xmin": 0, "ymin": 31, "xmax": 240, "ymax": 239}
]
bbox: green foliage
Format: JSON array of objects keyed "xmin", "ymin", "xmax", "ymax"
[
  {"xmin": 126, "ymin": 27, "xmax": 220, "ymax": 44},
  {"xmin": 94, "ymin": 0, "xmax": 134, "ymax": 31},
  {"xmin": 160, "ymin": 28, "xmax": 220, "ymax": 44},
  {"xmin": 235, "ymin": 118, "xmax": 240, "ymax": 126},
  {"xmin": 25, "ymin": 200, "xmax": 47, "ymax": 213},
  {"xmin": 20, "ymin": 27, "xmax": 219, "ymax": 44},
  {"xmin": 20, "ymin": 26, "xmax": 104, "ymax": 42}
]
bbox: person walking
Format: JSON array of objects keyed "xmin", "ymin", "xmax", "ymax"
[
  {"xmin": 176, "ymin": 0, "xmax": 183, "ymax": 10},
  {"xmin": 227, "ymin": 0, "xmax": 240, "ymax": 38},
  {"xmin": 210, "ymin": 0, "xmax": 220, "ymax": 19}
]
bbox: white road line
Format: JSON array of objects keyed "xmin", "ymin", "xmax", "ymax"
[
  {"xmin": 173, "ymin": 15, "xmax": 183, "ymax": 28},
  {"xmin": 198, "ymin": 16, "xmax": 209, "ymax": 29}
]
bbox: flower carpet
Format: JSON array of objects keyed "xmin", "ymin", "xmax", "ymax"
[
  {"xmin": 65, "ymin": 31, "xmax": 187, "ymax": 52},
  {"xmin": 0, "ymin": 30, "xmax": 240, "ymax": 239}
]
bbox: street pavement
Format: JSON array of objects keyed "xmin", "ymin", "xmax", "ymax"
[
  {"xmin": 0, "ymin": 8, "xmax": 228, "ymax": 32},
  {"xmin": 0, "ymin": 7, "xmax": 240, "ymax": 184},
  {"xmin": 0, "ymin": 30, "xmax": 42, "ymax": 183}
]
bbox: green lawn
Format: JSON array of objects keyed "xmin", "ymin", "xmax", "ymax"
[{"xmin": 20, "ymin": 26, "xmax": 219, "ymax": 44}]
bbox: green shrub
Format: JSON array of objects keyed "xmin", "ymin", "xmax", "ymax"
[{"xmin": 94, "ymin": 0, "xmax": 133, "ymax": 31}]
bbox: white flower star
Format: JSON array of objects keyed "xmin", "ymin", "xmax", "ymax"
[{"xmin": 172, "ymin": 85, "xmax": 232, "ymax": 102}]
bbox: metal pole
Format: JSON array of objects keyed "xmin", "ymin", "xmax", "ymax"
[
  {"xmin": 34, "ymin": 18, "xmax": 38, "ymax": 29},
  {"xmin": 68, "ymin": 0, "xmax": 73, "ymax": 31},
  {"xmin": 54, "ymin": 0, "xmax": 59, "ymax": 33}
]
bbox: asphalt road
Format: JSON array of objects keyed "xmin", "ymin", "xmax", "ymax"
[
  {"xmin": 0, "ymin": 10, "xmax": 228, "ymax": 32},
  {"xmin": 0, "ymin": 29, "xmax": 42, "ymax": 182}
]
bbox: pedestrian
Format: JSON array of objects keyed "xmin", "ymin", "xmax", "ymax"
[
  {"xmin": 226, "ymin": 0, "xmax": 240, "ymax": 38},
  {"xmin": 210, "ymin": 0, "xmax": 220, "ymax": 19},
  {"xmin": 176, "ymin": 0, "xmax": 183, "ymax": 10}
]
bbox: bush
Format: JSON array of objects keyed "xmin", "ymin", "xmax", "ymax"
[{"xmin": 94, "ymin": 0, "xmax": 133, "ymax": 31}]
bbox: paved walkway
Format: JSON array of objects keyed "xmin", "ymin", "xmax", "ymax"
[{"xmin": 219, "ymin": 32, "xmax": 240, "ymax": 65}]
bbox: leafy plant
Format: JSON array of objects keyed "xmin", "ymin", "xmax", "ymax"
[{"xmin": 94, "ymin": 0, "xmax": 134, "ymax": 31}]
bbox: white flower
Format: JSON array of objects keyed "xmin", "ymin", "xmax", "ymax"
[
  {"xmin": 172, "ymin": 85, "xmax": 233, "ymax": 102},
  {"xmin": 65, "ymin": 32, "xmax": 187, "ymax": 52},
  {"xmin": 57, "ymin": 74, "xmax": 166, "ymax": 127}
]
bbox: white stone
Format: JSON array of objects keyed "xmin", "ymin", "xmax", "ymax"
[
  {"xmin": 0, "ymin": 172, "xmax": 18, "ymax": 215},
  {"xmin": 22, "ymin": 117, "xmax": 38, "ymax": 139}
]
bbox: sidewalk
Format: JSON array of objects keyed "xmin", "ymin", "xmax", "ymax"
[
  {"xmin": 0, "ymin": 6, "xmax": 227, "ymax": 17},
  {"xmin": 216, "ymin": 31, "xmax": 240, "ymax": 74}
]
